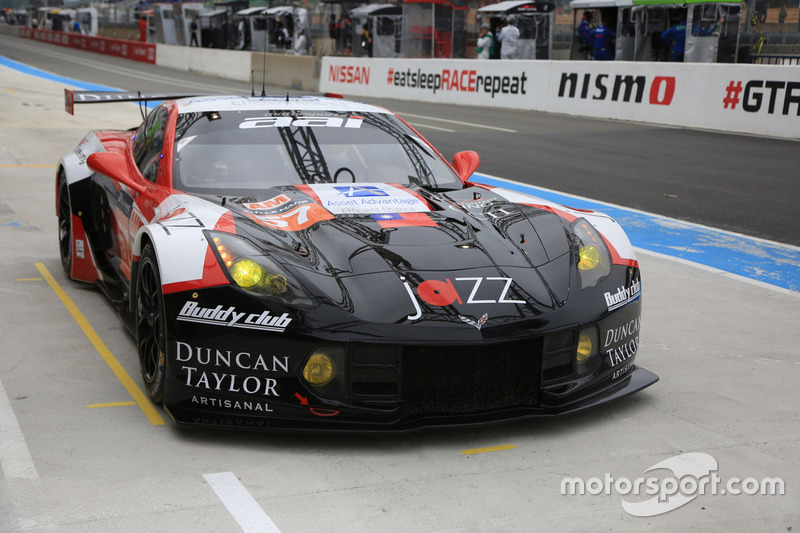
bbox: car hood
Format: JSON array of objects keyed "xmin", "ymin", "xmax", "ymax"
[{"xmin": 222, "ymin": 183, "xmax": 576, "ymax": 325}]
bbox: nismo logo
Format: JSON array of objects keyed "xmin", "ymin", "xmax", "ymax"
[{"xmin": 558, "ymin": 73, "xmax": 675, "ymax": 106}]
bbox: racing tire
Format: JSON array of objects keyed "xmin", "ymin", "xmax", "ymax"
[
  {"xmin": 136, "ymin": 244, "xmax": 168, "ymax": 405},
  {"xmin": 57, "ymin": 174, "xmax": 72, "ymax": 277}
]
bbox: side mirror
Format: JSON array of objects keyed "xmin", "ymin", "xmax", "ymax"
[
  {"xmin": 452, "ymin": 150, "xmax": 481, "ymax": 184},
  {"xmin": 87, "ymin": 152, "xmax": 146, "ymax": 194}
]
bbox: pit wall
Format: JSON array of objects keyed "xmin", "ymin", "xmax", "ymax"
[
  {"xmin": 6, "ymin": 24, "xmax": 798, "ymax": 140},
  {"xmin": 321, "ymin": 57, "xmax": 800, "ymax": 141}
]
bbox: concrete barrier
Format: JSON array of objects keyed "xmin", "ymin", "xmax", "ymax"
[
  {"xmin": 320, "ymin": 57, "xmax": 800, "ymax": 141},
  {"xmin": 156, "ymin": 44, "xmax": 252, "ymax": 83},
  {"xmin": 250, "ymin": 52, "xmax": 320, "ymax": 92},
  {"xmin": 154, "ymin": 45, "xmax": 320, "ymax": 91}
]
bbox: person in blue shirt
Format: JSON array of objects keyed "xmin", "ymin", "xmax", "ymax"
[
  {"xmin": 591, "ymin": 21, "xmax": 616, "ymax": 60},
  {"xmin": 578, "ymin": 11, "xmax": 595, "ymax": 50},
  {"xmin": 661, "ymin": 13, "xmax": 723, "ymax": 62},
  {"xmin": 660, "ymin": 16, "xmax": 687, "ymax": 62}
]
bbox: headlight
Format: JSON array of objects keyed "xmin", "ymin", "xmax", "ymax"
[
  {"xmin": 576, "ymin": 327, "xmax": 599, "ymax": 377},
  {"xmin": 303, "ymin": 352, "xmax": 336, "ymax": 386},
  {"xmin": 302, "ymin": 345, "xmax": 346, "ymax": 396},
  {"xmin": 571, "ymin": 219, "xmax": 611, "ymax": 289},
  {"xmin": 206, "ymin": 231, "xmax": 312, "ymax": 306}
]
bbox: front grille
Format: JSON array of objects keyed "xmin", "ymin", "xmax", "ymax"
[{"xmin": 399, "ymin": 339, "xmax": 542, "ymax": 419}]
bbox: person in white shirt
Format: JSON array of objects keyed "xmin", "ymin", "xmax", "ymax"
[
  {"xmin": 497, "ymin": 16, "xmax": 520, "ymax": 59},
  {"xmin": 294, "ymin": 28, "xmax": 308, "ymax": 55},
  {"xmin": 476, "ymin": 24, "xmax": 493, "ymax": 59}
]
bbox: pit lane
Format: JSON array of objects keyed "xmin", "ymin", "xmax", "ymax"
[{"xmin": 0, "ymin": 53, "xmax": 798, "ymax": 532}]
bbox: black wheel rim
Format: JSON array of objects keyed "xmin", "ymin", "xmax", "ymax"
[
  {"xmin": 137, "ymin": 258, "xmax": 166, "ymax": 387},
  {"xmin": 58, "ymin": 181, "xmax": 71, "ymax": 270}
]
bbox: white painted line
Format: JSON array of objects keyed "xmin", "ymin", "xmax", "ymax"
[
  {"xmin": 407, "ymin": 121, "xmax": 456, "ymax": 133},
  {"xmin": 204, "ymin": 471, "xmax": 281, "ymax": 533},
  {"xmin": 401, "ymin": 112, "xmax": 517, "ymax": 133},
  {"xmin": 0, "ymin": 377, "xmax": 38, "ymax": 480}
]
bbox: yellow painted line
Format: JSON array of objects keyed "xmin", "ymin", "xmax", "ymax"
[
  {"xmin": 0, "ymin": 165, "xmax": 57, "ymax": 168},
  {"xmin": 460, "ymin": 444, "xmax": 518, "ymax": 455},
  {"xmin": 35, "ymin": 263, "xmax": 166, "ymax": 426},
  {"xmin": 87, "ymin": 401, "xmax": 137, "ymax": 409},
  {"xmin": 17, "ymin": 277, "xmax": 43, "ymax": 282}
]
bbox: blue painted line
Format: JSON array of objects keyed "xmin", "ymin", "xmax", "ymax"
[
  {"xmin": 473, "ymin": 173, "xmax": 800, "ymax": 293},
  {"xmin": 1, "ymin": 222, "xmax": 21, "ymax": 227},
  {"xmin": 0, "ymin": 56, "xmax": 158, "ymax": 108},
  {"xmin": 0, "ymin": 55, "xmax": 117, "ymax": 92}
]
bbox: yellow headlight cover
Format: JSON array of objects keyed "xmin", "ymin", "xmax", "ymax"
[
  {"xmin": 303, "ymin": 352, "xmax": 336, "ymax": 386},
  {"xmin": 578, "ymin": 245, "xmax": 601, "ymax": 271},
  {"xmin": 230, "ymin": 258, "xmax": 264, "ymax": 289}
]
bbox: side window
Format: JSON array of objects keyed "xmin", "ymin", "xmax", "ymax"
[{"xmin": 132, "ymin": 107, "xmax": 169, "ymax": 183}]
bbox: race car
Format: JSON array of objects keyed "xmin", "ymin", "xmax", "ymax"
[{"xmin": 57, "ymin": 89, "xmax": 657, "ymax": 431}]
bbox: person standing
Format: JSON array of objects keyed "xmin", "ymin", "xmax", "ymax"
[
  {"xmin": 476, "ymin": 24, "xmax": 494, "ymax": 59},
  {"xmin": 578, "ymin": 11, "xmax": 595, "ymax": 49},
  {"xmin": 360, "ymin": 23, "xmax": 373, "ymax": 57},
  {"xmin": 498, "ymin": 16, "xmax": 520, "ymax": 59},
  {"xmin": 591, "ymin": 19, "xmax": 616, "ymax": 60},
  {"xmin": 190, "ymin": 17, "xmax": 199, "ymax": 46},
  {"xmin": 139, "ymin": 14, "xmax": 148, "ymax": 42},
  {"xmin": 294, "ymin": 28, "xmax": 308, "ymax": 55}
]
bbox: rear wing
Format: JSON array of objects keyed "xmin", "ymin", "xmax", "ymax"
[{"xmin": 64, "ymin": 89, "xmax": 203, "ymax": 115}]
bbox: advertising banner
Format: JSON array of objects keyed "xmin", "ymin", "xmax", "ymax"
[
  {"xmin": 321, "ymin": 57, "xmax": 800, "ymax": 140},
  {"xmin": 20, "ymin": 28, "xmax": 156, "ymax": 64}
]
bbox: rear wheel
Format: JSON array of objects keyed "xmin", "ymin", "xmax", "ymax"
[
  {"xmin": 136, "ymin": 245, "xmax": 168, "ymax": 404},
  {"xmin": 57, "ymin": 175, "xmax": 72, "ymax": 276}
]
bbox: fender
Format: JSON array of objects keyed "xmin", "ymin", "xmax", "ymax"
[
  {"xmin": 131, "ymin": 195, "xmax": 236, "ymax": 298},
  {"xmin": 488, "ymin": 186, "xmax": 637, "ymax": 267},
  {"xmin": 58, "ymin": 132, "xmax": 106, "ymax": 187}
]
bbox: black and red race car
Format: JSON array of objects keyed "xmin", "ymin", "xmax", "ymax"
[{"xmin": 57, "ymin": 90, "xmax": 656, "ymax": 431}]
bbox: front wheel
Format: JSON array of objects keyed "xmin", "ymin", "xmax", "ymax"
[
  {"xmin": 57, "ymin": 174, "xmax": 72, "ymax": 276},
  {"xmin": 136, "ymin": 244, "xmax": 168, "ymax": 404}
]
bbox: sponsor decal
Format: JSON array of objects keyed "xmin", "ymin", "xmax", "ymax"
[
  {"xmin": 371, "ymin": 212, "xmax": 437, "ymax": 228},
  {"xmin": 239, "ymin": 116, "xmax": 364, "ymax": 129},
  {"xmin": 403, "ymin": 276, "xmax": 526, "ymax": 321},
  {"xmin": 723, "ymin": 80, "xmax": 800, "ymax": 115},
  {"xmin": 604, "ymin": 316, "xmax": 640, "ymax": 377},
  {"xmin": 603, "ymin": 279, "xmax": 641, "ymax": 311},
  {"xmin": 75, "ymin": 239, "xmax": 85, "ymax": 259},
  {"xmin": 177, "ymin": 301, "xmax": 292, "ymax": 332},
  {"xmin": 243, "ymin": 201, "xmax": 334, "ymax": 231},
  {"xmin": 306, "ymin": 183, "xmax": 430, "ymax": 215},
  {"xmin": 328, "ymin": 64, "xmax": 371, "ymax": 84},
  {"xmin": 557, "ymin": 73, "xmax": 675, "ymax": 106},
  {"xmin": 604, "ymin": 317, "xmax": 640, "ymax": 348},
  {"xmin": 191, "ymin": 395, "xmax": 273, "ymax": 412},
  {"xmin": 175, "ymin": 341, "xmax": 291, "ymax": 397},
  {"xmin": 334, "ymin": 185, "xmax": 388, "ymax": 197},
  {"xmin": 387, "ymin": 67, "xmax": 528, "ymax": 98},
  {"xmin": 611, "ymin": 362, "xmax": 634, "ymax": 380},
  {"xmin": 606, "ymin": 338, "xmax": 639, "ymax": 369},
  {"xmin": 459, "ymin": 313, "xmax": 489, "ymax": 330}
]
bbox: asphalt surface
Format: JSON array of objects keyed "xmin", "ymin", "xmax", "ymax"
[
  {"xmin": 1, "ymin": 35, "xmax": 799, "ymax": 532},
  {"xmin": 1, "ymin": 32, "xmax": 798, "ymax": 246}
]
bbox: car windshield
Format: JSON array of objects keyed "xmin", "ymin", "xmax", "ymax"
[{"xmin": 172, "ymin": 109, "xmax": 461, "ymax": 195}]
